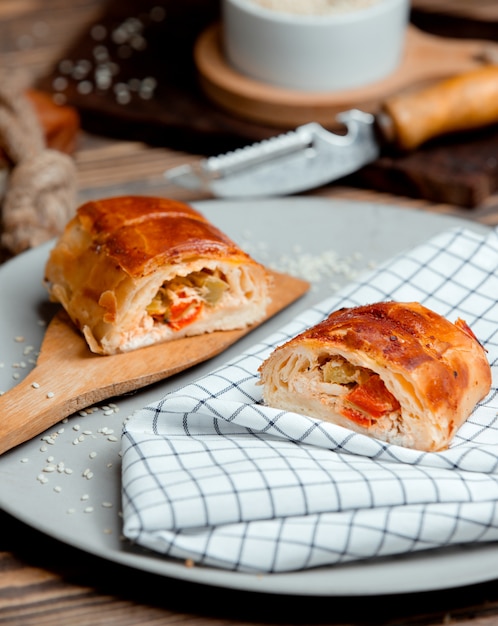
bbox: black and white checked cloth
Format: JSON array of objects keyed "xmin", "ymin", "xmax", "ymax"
[{"xmin": 121, "ymin": 226, "xmax": 498, "ymax": 573}]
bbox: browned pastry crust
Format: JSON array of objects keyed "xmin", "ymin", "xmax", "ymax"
[
  {"xmin": 258, "ymin": 301, "xmax": 492, "ymax": 451},
  {"xmin": 44, "ymin": 196, "xmax": 272, "ymax": 354}
]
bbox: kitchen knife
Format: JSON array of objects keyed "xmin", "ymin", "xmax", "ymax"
[{"xmin": 164, "ymin": 65, "xmax": 498, "ymax": 198}]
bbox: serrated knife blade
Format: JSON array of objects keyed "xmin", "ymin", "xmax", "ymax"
[{"xmin": 165, "ymin": 65, "xmax": 498, "ymax": 198}]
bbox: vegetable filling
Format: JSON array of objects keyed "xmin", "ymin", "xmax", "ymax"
[
  {"xmin": 146, "ymin": 269, "xmax": 229, "ymax": 331},
  {"xmin": 321, "ymin": 356, "xmax": 400, "ymax": 427}
]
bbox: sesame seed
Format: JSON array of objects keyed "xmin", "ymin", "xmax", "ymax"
[
  {"xmin": 115, "ymin": 88, "xmax": 131, "ymax": 104},
  {"xmin": 93, "ymin": 45, "xmax": 109, "ymax": 61},
  {"xmin": 142, "ymin": 76, "xmax": 156, "ymax": 89},
  {"xmin": 77, "ymin": 80, "xmax": 93, "ymax": 95},
  {"xmin": 150, "ymin": 5, "xmax": 166, "ymax": 21},
  {"xmin": 31, "ymin": 382, "xmax": 40, "ymax": 389},
  {"xmin": 130, "ymin": 34, "xmax": 146, "ymax": 51},
  {"xmin": 58, "ymin": 59, "xmax": 74, "ymax": 74},
  {"xmin": 90, "ymin": 24, "xmax": 107, "ymax": 41},
  {"xmin": 72, "ymin": 59, "xmax": 92, "ymax": 79},
  {"xmin": 95, "ymin": 66, "xmax": 113, "ymax": 90},
  {"xmin": 52, "ymin": 76, "xmax": 68, "ymax": 91},
  {"xmin": 46, "ymin": 391, "xmax": 55, "ymax": 398},
  {"xmin": 111, "ymin": 27, "xmax": 128, "ymax": 45},
  {"xmin": 128, "ymin": 77, "xmax": 141, "ymax": 91}
]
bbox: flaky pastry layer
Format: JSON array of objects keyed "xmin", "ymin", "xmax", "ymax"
[
  {"xmin": 44, "ymin": 196, "xmax": 272, "ymax": 354},
  {"xmin": 258, "ymin": 301, "xmax": 491, "ymax": 451}
]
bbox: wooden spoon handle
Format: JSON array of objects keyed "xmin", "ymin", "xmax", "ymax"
[
  {"xmin": 0, "ymin": 270, "xmax": 309, "ymax": 455},
  {"xmin": 0, "ymin": 367, "xmax": 92, "ymax": 455},
  {"xmin": 380, "ymin": 65, "xmax": 498, "ymax": 150}
]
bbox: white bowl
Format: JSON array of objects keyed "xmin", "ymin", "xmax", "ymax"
[{"xmin": 222, "ymin": 0, "xmax": 410, "ymax": 92}]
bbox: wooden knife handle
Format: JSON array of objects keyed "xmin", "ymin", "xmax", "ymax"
[{"xmin": 379, "ymin": 65, "xmax": 498, "ymax": 151}]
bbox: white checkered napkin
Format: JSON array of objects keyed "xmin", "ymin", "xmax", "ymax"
[{"xmin": 121, "ymin": 226, "xmax": 498, "ymax": 573}]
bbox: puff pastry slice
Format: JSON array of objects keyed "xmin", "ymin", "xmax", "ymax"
[
  {"xmin": 258, "ymin": 301, "xmax": 492, "ymax": 451},
  {"xmin": 44, "ymin": 196, "xmax": 272, "ymax": 355}
]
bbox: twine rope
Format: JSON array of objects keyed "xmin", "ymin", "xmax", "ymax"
[{"xmin": 0, "ymin": 74, "xmax": 77, "ymax": 255}]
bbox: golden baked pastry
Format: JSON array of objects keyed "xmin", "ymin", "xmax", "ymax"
[
  {"xmin": 258, "ymin": 301, "xmax": 492, "ymax": 451},
  {"xmin": 44, "ymin": 196, "xmax": 272, "ymax": 355}
]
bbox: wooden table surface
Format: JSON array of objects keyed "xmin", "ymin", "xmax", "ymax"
[{"xmin": 2, "ymin": 1, "xmax": 498, "ymax": 624}]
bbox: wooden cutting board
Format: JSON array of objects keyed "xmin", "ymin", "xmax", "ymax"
[
  {"xmin": 194, "ymin": 22, "xmax": 498, "ymax": 130},
  {"xmin": 35, "ymin": 0, "xmax": 498, "ymax": 208}
]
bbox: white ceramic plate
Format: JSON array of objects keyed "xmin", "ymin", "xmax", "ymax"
[{"xmin": 1, "ymin": 198, "xmax": 497, "ymax": 597}]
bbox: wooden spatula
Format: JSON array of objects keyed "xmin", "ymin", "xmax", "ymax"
[{"xmin": 0, "ymin": 270, "xmax": 309, "ymax": 455}]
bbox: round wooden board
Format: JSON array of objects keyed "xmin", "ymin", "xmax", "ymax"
[{"xmin": 195, "ymin": 22, "xmax": 498, "ymax": 129}]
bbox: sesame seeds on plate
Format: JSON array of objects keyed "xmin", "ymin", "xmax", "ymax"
[
  {"xmin": 241, "ymin": 234, "xmax": 374, "ymax": 292},
  {"xmin": 11, "ymin": 395, "xmax": 126, "ymax": 534}
]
